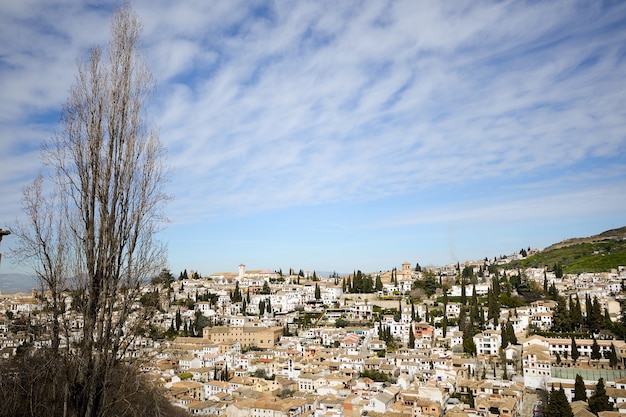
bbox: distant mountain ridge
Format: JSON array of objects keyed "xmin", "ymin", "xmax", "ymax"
[{"xmin": 0, "ymin": 273, "xmax": 38, "ymax": 294}]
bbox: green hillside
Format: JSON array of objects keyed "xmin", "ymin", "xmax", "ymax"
[{"xmin": 519, "ymin": 227, "xmax": 626, "ymax": 274}]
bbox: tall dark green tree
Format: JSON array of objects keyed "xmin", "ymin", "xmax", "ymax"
[
  {"xmin": 491, "ymin": 275, "xmax": 501, "ymax": 298},
  {"xmin": 586, "ymin": 294, "xmax": 593, "ymax": 329},
  {"xmin": 547, "ymin": 282, "xmax": 558, "ymax": 300},
  {"xmin": 589, "ymin": 378, "xmax": 613, "ymax": 415},
  {"xmin": 501, "ymin": 324, "xmax": 510, "ymax": 349},
  {"xmin": 609, "ymin": 343, "xmax": 619, "ymax": 368},
  {"xmin": 462, "ymin": 315, "xmax": 476, "ymax": 355},
  {"xmin": 573, "ymin": 374, "xmax": 588, "ymax": 402},
  {"xmin": 571, "ymin": 295, "xmax": 583, "ymax": 331},
  {"xmin": 571, "ymin": 337, "xmax": 580, "ymax": 362},
  {"xmin": 545, "ymin": 385, "xmax": 573, "ymax": 417},
  {"xmin": 620, "ymin": 301, "xmax": 626, "ymax": 340},
  {"xmin": 231, "ymin": 280, "xmax": 242, "ymax": 302},
  {"xmin": 460, "ymin": 278, "xmax": 467, "ymax": 305},
  {"xmin": 408, "ymin": 322, "xmax": 415, "ymax": 349},
  {"xmin": 591, "ymin": 337, "xmax": 601, "ymax": 360},
  {"xmin": 552, "ymin": 296, "xmax": 571, "ymax": 332},
  {"xmin": 487, "ymin": 287, "xmax": 499, "ymax": 323},
  {"xmin": 458, "ymin": 306, "xmax": 467, "ymax": 333},
  {"xmin": 604, "ymin": 308, "xmax": 613, "ymax": 331},
  {"xmin": 314, "ymin": 283, "xmax": 321, "ymax": 300},
  {"xmin": 175, "ymin": 308, "xmax": 182, "ymax": 331},
  {"xmin": 362, "ymin": 275, "xmax": 373, "ymax": 293},
  {"xmin": 589, "ymin": 296, "xmax": 604, "ymax": 333},
  {"xmin": 442, "ymin": 292, "xmax": 449, "ymax": 337},
  {"xmin": 506, "ymin": 320, "xmax": 517, "ymax": 345},
  {"xmin": 353, "ymin": 270, "xmax": 363, "ymax": 293},
  {"xmin": 553, "ymin": 263, "xmax": 563, "ymax": 279}
]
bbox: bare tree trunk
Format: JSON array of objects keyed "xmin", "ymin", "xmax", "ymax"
[
  {"xmin": 11, "ymin": 174, "xmax": 70, "ymax": 354},
  {"xmin": 12, "ymin": 4, "xmax": 168, "ymax": 417}
]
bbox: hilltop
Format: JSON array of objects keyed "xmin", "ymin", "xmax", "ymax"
[
  {"xmin": 519, "ymin": 226, "xmax": 626, "ymax": 274},
  {"xmin": 544, "ymin": 226, "xmax": 626, "ymax": 250}
]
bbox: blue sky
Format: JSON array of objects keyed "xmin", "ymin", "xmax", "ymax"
[{"xmin": 1, "ymin": 0, "xmax": 625, "ymax": 278}]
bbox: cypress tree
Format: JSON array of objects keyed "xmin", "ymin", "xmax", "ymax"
[
  {"xmin": 591, "ymin": 337, "xmax": 601, "ymax": 360},
  {"xmin": 570, "ymin": 295, "xmax": 583, "ymax": 331},
  {"xmin": 609, "ymin": 343, "xmax": 619, "ymax": 368},
  {"xmin": 545, "ymin": 386, "xmax": 558, "ymax": 417},
  {"xmin": 571, "ymin": 337, "xmax": 580, "ymax": 362},
  {"xmin": 458, "ymin": 306, "xmax": 467, "ymax": 333},
  {"xmin": 408, "ymin": 322, "xmax": 415, "ymax": 349},
  {"xmin": 546, "ymin": 385, "xmax": 573, "ymax": 417},
  {"xmin": 501, "ymin": 323, "xmax": 510, "ymax": 349},
  {"xmin": 375, "ymin": 275, "xmax": 383, "ymax": 292},
  {"xmin": 506, "ymin": 320, "xmax": 517, "ymax": 345},
  {"xmin": 491, "ymin": 274, "xmax": 501, "ymax": 298},
  {"xmin": 552, "ymin": 296, "xmax": 571, "ymax": 332},
  {"xmin": 175, "ymin": 308, "xmax": 182, "ymax": 331},
  {"xmin": 589, "ymin": 296, "xmax": 604, "ymax": 333},
  {"xmin": 486, "ymin": 287, "xmax": 494, "ymax": 322},
  {"xmin": 460, "ymin": 278, "xmax": 467, "ymax": 306},
  {"xmin": 573, "ymin": 374, "xmax": 587, "ymax": 401},
  {"xmin": 586, "ymin": 294, "xmax": 593, "ymax": 328},
  {"xmin": 471, "ymin": 286, "xmax": 480, "ymax": 323},
  {"xmin": 589, "ymin": 378, "xmax": 613, "ymax": 415}
]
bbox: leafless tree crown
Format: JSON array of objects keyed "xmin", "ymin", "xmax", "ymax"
[{"xmin": 10, "ymin": 3, "xmax": 171, "ymax": 416}]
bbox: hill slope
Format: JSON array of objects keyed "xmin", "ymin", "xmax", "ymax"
[{"xmin": 520, "ymin": 226, "xmax": 626, "ymax": 273}]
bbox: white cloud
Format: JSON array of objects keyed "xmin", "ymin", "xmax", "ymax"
[{"xmin": 1, "ymin": 0, "xmax": 625, "ymax": 228}]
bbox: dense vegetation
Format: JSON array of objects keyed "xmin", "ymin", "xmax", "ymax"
[
  {"xmin": 0, "ymin": 349, "xmax": 189, "ymax": 417},
  {"xmin": 520, "ymin": 239, "xmax": 626, "ymax": 273}
]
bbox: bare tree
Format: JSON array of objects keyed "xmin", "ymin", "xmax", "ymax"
[
  {"xmin": 12, "ymin": 174, "xmax": 71, "ymax": 353},
  {"xmin": 12, "ymin": 3, "xmax": 170, "ymax": 417}
]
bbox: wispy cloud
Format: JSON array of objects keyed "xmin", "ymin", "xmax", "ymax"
[
  {"xmin": 1, "ymin": 0, "xmax": 625, "ymax": 273},
  {"xmin": 140, "ymin": 0, "xmax": 626, "ymax": 222}
]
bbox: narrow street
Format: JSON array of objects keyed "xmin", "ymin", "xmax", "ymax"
[{"xmin": 521, "ymin": 389, "xmax": 542, "ymax": 417}]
